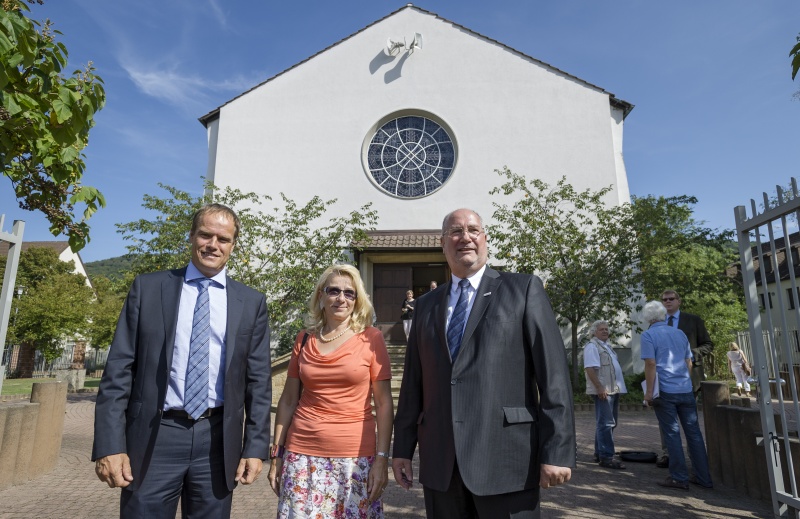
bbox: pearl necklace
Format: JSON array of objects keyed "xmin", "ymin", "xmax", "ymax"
[{"xmin": 319, "ymin": 325, "xmax": 351, "ymax": 343}]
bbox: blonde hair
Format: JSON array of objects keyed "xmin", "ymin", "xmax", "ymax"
[
  {"xmin": 729, "ymin": 342, "xmax": 740, "ymax": 351},
  {"xmin": 305, "ymin": 264, "xmax": 374, "ymax": 334}
]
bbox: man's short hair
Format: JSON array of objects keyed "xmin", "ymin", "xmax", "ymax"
[
  {"xmin": 191, "ymin": 204, "xmax": 241, "ymax": 241},
  {"xmin": 441, "ymin": 208, "xmax": 484, "ymax": 234},
  {"xmin": 643, "ymin": 301, "xmax": 667, "ymax": 323},
  {"xmin": 589, "ymin": 320, "xmax": 609, "ymax": 337},
  {"xmin": 661, "ymin": 289, "xmax": 681, "ymax": 300}
]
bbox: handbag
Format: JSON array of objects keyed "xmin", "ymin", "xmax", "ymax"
[{"xmin": 741, "ymin": 353, "xmax": 751, "ymax": 376}]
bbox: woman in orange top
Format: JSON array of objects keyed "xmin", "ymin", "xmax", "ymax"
[{"xmin": 268, "ymin": 264, "xmax": 393, "ymax": 518}]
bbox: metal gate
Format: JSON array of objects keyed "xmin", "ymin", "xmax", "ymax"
[{"xmin": 735, "ymin": 179, "xmax": 800, "ymax": 517}]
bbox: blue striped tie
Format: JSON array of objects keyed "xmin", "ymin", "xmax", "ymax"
[
  {"xmin": 447, "ymin": 279, "xmax": 471, "ymax": 362},
  {"xmin": 184, "ymin": 278, "xmax": 212, "ymax": 419}
]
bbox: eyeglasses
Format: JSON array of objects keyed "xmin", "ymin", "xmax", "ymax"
[
  {"xmin": 324, "ymin": 286, "xmax": 357, "ymax": 301},
  {"xmin": 443, "ymin": 227, "xmax": 484, "ymax": 239},
  {"xmin": 662, "ymin": 297, "xmax": 676, "ymax": 302}
]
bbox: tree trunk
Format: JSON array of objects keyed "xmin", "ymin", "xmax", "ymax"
[{"xmin": 571, "ymin": 322, "xmax": 580, "ymax": 392}]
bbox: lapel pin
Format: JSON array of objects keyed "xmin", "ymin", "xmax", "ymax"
[{"xmin": 483, "ymin": 292, "xmax": 491, "ymax": 296}]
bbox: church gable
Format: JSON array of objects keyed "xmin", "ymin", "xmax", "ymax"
[{"xmin": 203, "ymin": 5, "xmax": 632, "ymax": 232}]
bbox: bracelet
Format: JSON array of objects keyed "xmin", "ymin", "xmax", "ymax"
[{"xmin": 376, "ymin": 451, "xmax": 389, "ymax": 458}]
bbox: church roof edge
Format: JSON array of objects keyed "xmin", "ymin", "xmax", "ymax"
[{"xmin": 198, "ymin": 4, "xmax": 634, "ymax": 126}]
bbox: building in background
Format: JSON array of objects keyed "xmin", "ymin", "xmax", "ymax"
[{"xmin": 200, "ymin": 5, "xmax": 635, "ymax": 363}]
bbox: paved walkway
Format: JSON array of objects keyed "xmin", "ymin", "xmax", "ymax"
[{"xmin": 0, "ymin": 393, "xmax": 775, "ymax": 518}]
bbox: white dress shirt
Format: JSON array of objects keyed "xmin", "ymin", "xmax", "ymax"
[
  {"xmin": 445, "ymin": 265, "xmax": 487, "ymax": 331},
  {"xmin": 164, "ymin": 262, "xmax": 228, "ymax": 411}
]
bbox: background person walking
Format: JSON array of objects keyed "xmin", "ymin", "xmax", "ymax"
[{"xmin": 727, "ymin": 342, "xmax": 751, "ymax": 397}]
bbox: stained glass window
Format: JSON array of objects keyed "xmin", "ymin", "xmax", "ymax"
[{"xmin": 365, "ymin": 115, "xmax": 456, "ymax": 198}]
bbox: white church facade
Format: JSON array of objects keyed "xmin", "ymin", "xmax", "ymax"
[{"xmin": 199, "ymin": 5, "xmax": 637, "ymax": 367}]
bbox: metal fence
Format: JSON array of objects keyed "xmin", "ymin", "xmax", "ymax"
[
  {"xmin": 31, "ymin": 342, "xmax": 76, "ymax": 377},
  {"xmin": 736, "ymin": 329, "xmax": 800, "ymax": 374},
  {"xmin": 1, "ymin": 343, "xmax": 17, "ymax": 377},
  {"xmin": 2, "ymin": 341, "xmax": 77, "ymax": 378},
  {"xmin": 735, "ymin": 179, "xmax": 800, "ymax": 517},
  {"xmin": 84, "ymin": 347, "xmax": 108, "ymax": 372}
]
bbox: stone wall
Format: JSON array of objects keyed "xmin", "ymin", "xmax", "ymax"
[
  {"xmin": 271, "ymin": 353, "xmax": 291, "ymax": 411},
  {"xmin": 702, "ymin": 381, "xmax": 800, "ymax": 501}
]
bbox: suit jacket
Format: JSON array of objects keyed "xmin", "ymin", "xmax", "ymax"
[
  {"xmin": 92, "ymin": 268, "xmax": 272, "ymax": 491},
  {"xmin": 392, "ymin": 268, "xmax": 576, "ymax": 495},
  {"xmin": 676, "ymin": 311, "xmax": 713, "ymax": 392}
]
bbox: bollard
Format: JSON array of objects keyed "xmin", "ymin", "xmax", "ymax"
[
  {"xmin": 0, "ymin": 402, "xmax": 40, "ymax": 490},
  {"xmin": 13, "ymin": 402, "xmax": 39, "ymax": 485},
  {"xmin": 29, "ymin": 381, "xmax": 68, "ymax": 477}
]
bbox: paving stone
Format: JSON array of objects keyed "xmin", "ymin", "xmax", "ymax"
[{"xmin": 0, "ymin": 394, "xmax": 774, "ymax": 518}]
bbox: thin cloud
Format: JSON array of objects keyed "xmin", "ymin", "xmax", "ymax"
[
  {"xmin": 121, "ymin": 61, "xmax": 263, "ymax": 113},
  {"xmin": 207, "ymin": 0, "xmax": 228, "ymax": 30}
]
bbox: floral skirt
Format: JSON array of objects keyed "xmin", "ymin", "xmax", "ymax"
[{"xmin": 277, "ymin": 451, "xmax": 384, "ymax": 519}]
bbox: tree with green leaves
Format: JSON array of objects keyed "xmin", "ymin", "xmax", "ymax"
[
  {"xmin": 488, "ymin": 168, "xmax": 643, "ymax": 391},
  {"xmin": 117, "ymin": 182, "xmax": 378, "ymax": 355},
  {"xmin": 1, "ymin": 0, "xmax": 106, "ymax": 251},
  {"xmin": 631, "ymin": 195, "xmax": 747, "ymax": 377},
  {"xmin": 85, "ymin": 274, "xmax": 125, "ymax": 350},
  {"xmin": 2, "ymin": 246, "xmax": 93, "ymax": 361}
]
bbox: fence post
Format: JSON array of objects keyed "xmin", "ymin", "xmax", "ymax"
[{"xmin": 0, "ymin": 217, "xmax": 26, "ymax": 396}]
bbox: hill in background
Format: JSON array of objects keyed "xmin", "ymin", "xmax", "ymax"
[{"xmin": 85, "ymin": 255, "xmax": 134, "ymax": 280}]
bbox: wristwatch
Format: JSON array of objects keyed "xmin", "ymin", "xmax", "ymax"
[
  {"xmin": 376, "ymin": 451, "xmax": 389, "ymax": 458},
  {"xmin": 269, "ymin": 444, "xmax": 285, "ymax": 459}
]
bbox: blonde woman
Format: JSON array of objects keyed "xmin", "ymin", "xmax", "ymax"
[
  {"xmin": 268, "ymin": 264, "xmax": 393, "ymax": 518},
  {"xmin": 727, "ymin": 342, "xmax": 751, "ymax": 397}
]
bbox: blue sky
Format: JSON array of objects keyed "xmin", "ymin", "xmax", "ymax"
[{"xmin": 1, "ymin": 1, "xmax": 798, "ymax": 262}]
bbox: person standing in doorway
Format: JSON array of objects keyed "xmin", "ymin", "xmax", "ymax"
[{"xmin": 401, "ymin": 290, "xmax": 415, "ymax": 341}]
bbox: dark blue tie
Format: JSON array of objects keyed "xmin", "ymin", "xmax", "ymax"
[
  {"xmin": 184, "ymin": 278, "xmax": 212, "ymax": 419},
  {"xmin": 668, "ymin": 316, "xmax": 674, "ymax": 327},
  {"xmin": 447, "ymin": 279, "xmax": 471, "ymax": 362}
]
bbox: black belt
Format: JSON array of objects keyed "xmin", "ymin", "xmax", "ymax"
[{"xmin": 163, "ymin": 407, "xmax": 224, "ymax": 421}]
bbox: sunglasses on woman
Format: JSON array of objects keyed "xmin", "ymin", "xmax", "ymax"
[{"xmin": 324, "ymin": 286, "xmax": 357, "ymax": 301}]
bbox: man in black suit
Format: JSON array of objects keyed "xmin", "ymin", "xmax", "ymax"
[
  {"xmin": 92, "ymin": 204, "xmax": 271, "ymax": 518},
  {"xmin": 656, "ymin": 288, "xmax": 713, "ymax": 468},
  {"xmin": 392, "ymin": 208, "xmax": 575, "ymax": 518}
]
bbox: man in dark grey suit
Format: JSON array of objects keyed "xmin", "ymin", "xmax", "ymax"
[
  {"xmin": 92, "ymin": 204, "xmax": 271, "ymax": 518},
  {"xmin": 392, "ymin": 208, "xmax": 575, "ymax": 518}
]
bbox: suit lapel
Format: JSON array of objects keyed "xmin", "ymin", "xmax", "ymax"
[
  {"xmin": 225, "ymin": 278, "xmax": 244, "ymax": 376},
  {"xmin": 163, "ymin": 268, "xmax": 186, "ymax": 373},
  {"xmin": 458, "ymin": 268, "xmax": 501, "ymax": 356}
]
